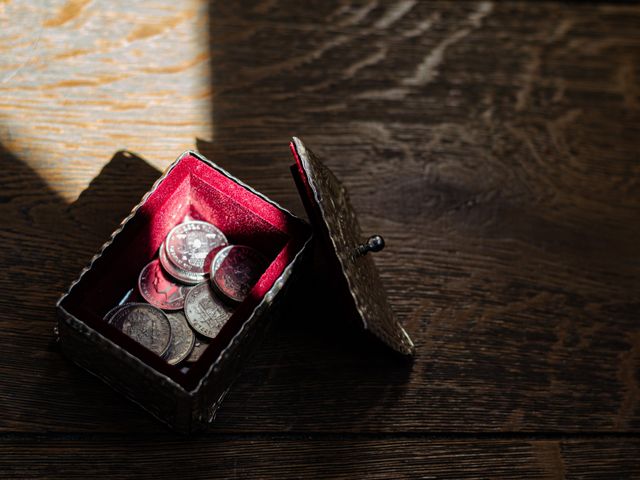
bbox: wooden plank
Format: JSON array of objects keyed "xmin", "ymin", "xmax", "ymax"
[
  {"xmin": 0, "ymin": 0, "xmax": 638, "ymax": 437},
  {"xmin": 1, "ymin": 437, "xmax": 639, "ymax": 479},
  {"xmin": 0, "ymin": 0, "xmax": 212, "ymax": 201}
]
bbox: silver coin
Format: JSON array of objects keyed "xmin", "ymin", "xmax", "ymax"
[
  {"xmin": 159, "ymin": 241, "xmax": 206, "ymax": 285},
  {"xmin": 108, "ymin": 303, "xmax": 172, "ymax": 357},
  {"xmin": 210, "ymin": 245, "xmax": 268, "ymax": 303},
  {"xmin": 184, "ymin": 282, "xmax": 233, "ymax": 339},
  {"xmin": 138, "ymin": 259, "xmax": 191, "ymax": 310},
  {"xmin": 104, "ymin": 303, "xmax": 130, "ymax": 323},
  {"xmin": 103, "ymin": 302, "xmax": 142, "ymax": 323},
  {"xmin": 165, "ymin": 221, "xmax": 227, "ymax": 276},
  {"xmin": 184, "ymin": 334, "xmax": 210, "ymax": 364},
  {"xmin": 164, "ymin": 311, "xmax": 196, "ymax": 365}
]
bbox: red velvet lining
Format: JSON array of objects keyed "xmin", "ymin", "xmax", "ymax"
[{"xmin": 60, "ymin": 153, "xmax": 310, "ymax": 390}]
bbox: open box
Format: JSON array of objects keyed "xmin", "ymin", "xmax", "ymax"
[{"xmin": 56, "ymin": 137, "xmax": 414, "ymax": 433}]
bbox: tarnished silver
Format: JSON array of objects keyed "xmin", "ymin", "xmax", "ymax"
[
  {"xmin": 291, "ymin": 137, "xmax": 414, "ymax": 355},
  {"xmin": 104, "ymin": 303, "xmax": 129, "ymax": 323},
  {"xmin": 159, "ymin": 241, "xmax": 206, "ymax": 285},
  {"xmin": 184, "ymin": 282, "xmax": 233, "ymax": 339},
  {"xmin": 184, "ymin": 335, "xmax": 210, "ymax": 363},
  {"xmin": 108, "ymin": 303, "xmax": 172, "ymax": 357},
  {"xmin": 138, "ymin": 259, "xmax": 191, "ymax": 310},
  {"xmin": 165, "ymin": 221, "xmax": 227, "ymax": 276},
  {"xmin": 164, "ymin": 311, "xmax": 196, "ymax": 365},
  {"xmin": 210, "ymin": 245, "xmax": 268, "ymax": 303}
]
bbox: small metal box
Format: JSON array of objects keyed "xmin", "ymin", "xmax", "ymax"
[{"xmin": 56, "ymin": 138, "xmax": 413, "ymax": 433}]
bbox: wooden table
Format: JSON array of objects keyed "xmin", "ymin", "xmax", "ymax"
[{"xmin": 1, "ymin": 1, "xmax": 639, "ymax": 478}]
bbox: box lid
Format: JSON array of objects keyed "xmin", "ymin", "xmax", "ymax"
[{"xmin": 290, "ymin": 137, "xmax": 415, "ymax": 356}]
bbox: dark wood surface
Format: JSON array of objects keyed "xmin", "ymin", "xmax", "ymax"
[{"xmin": 1, "ymin": 1, "xmax": 639, "ymax": 478}]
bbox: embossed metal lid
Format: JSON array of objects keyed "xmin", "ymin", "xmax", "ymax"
[{"xmin": 290, "ymin": 137, "xmax": 415, "ymax": 356}]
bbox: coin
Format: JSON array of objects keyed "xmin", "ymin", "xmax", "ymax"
[
  {"xmin": 108, "ymin": 303, "xmax": 172, "ymax": 357},
  {"xmin": 165, "ymin": 221, "xmax": 227, "ymax": 276},
  {"xmin": 104, "ymin": 303, "xmax": 128, "ymax": 323},
  {"xmin": 138, "ymin": 259, "xmax": 191, "ymax": 310},
  {"xmin": 210, "ymin": 245, "xmax": 268, "ymax": 303},
  {"xmin": 184, "ymin": 334, "xmax": 210, "ymax": 364},
  {"xmin": 164, "ymin": 311, "xmax": 196, "ymax": 365},
  {"xmin": 159, "ymin": 242, "xmax": 205, "ymax": 285},
  {"xmin": 184, "ymin": 282, "xmax": 233, "ymax": 339}
]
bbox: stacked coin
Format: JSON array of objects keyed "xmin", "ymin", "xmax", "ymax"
[
  {"xmin": 103, "ymin": 220, "xmax": 268, "ymax": 367},
  {"xmin": 160, "ymin": 221, "xmax": 228, "ymax": 284}
]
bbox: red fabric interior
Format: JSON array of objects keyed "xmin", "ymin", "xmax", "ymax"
[{"xmin": 60, "ymin": 153, "xmax": 310, "ymax": 390}]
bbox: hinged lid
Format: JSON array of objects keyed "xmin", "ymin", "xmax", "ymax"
[{"xmin": 290, "ymin": 137, "xmax": 415, "ymax": 356}]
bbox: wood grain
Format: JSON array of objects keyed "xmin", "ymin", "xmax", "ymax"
[
  {"xmin": 0, "ymin": 0, "xmax": 639, "ymax": 477},
  {"xmin": 1, "ymin": 437, "xmax": 639, "ymax": 480}
]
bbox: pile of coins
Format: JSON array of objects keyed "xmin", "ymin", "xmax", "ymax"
[{"xmin": 104, "ymin": 220, "xmax": 268, "ymax": 366}]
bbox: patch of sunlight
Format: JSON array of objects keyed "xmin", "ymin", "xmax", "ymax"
[{"xmin": 0, "ymin": 0, "xmax": 212, "ymax": 203}]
